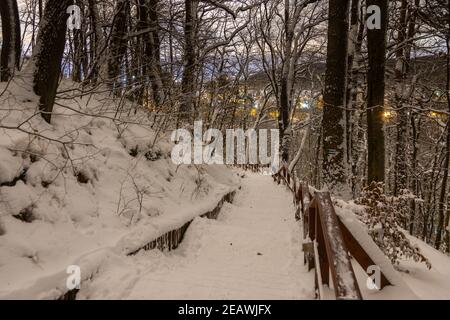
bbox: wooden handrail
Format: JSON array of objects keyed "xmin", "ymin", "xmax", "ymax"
[
  {"xmin": 272, "ymin": 164, "xmax": 392, "ymax": 300},
  {"xmin": 313, "ymin": 192, "xmax": 362, "ymax": 299}
]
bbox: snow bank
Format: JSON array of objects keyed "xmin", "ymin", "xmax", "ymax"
[
  {"xmin": 0, "ymin": 79, "xmax": 240, "ymax": 299},
  {"xmin": 399, "ymin": 234, "xmax": 450, "ymax": 299}
]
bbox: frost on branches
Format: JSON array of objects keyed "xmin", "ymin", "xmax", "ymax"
[{"xmin": 356, "ymin": 182, "xmax": 431, "ymax": 269}]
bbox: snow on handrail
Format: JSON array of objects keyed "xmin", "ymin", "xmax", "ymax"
[
  {"xmin": 238, "ymin": 164, "xmax": 395, "ymax": 299},
  {"xmin": 273, "ymin": 164, "xmax": 364, "ymax": 300}
]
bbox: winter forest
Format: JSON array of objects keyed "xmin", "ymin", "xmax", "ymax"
[{"xmin": 0, "ymin": 0, "xmax": 450, "ymax": 301}]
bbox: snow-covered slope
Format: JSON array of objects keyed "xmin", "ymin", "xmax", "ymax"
[
  {"xmin": 335, "ymin": 199, "xmax": 450, "ymax": 300},
  {"xmin": 0, "ymin": 78, "xmax": 239, "ymax": 299},
  {"xmin": 398, "ymin": 235, "xmax": 450, "ymax": 299}
]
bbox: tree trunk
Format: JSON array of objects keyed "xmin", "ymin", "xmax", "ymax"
[
  {"xmin": 0, "ymin": 0, "xmax": 21, "ymax": 81},
  {"xmin": 138, "ymin": 0, "xmax": 164, "ymax": 108},
  {"xmin": 322, "ymin": 0, "xmax": 350, "ymax": 195},
  {"xmin": 87, "ymin": 0, "xmax": 106, "ymax": 83},
  {"xmin": 435, "ymin": 14, "xmax": 450, "ymax": 250},
  {"xmin": 366, "ymin": 0, "xmax": 388, "ymax": 183},
  {"xmin": 180, "ymin": 0, "xmax": 198, "ymax": 122},
  {"xmin": 148, "ymin": 0, "xmax": 164, "ymax": 106},
  {"xmin": 71, "ymin": 0, "xmax": 86, "ymax": 82},
  {"xmin": 435, "ymin": 123, "xmax": 450, "ymax": 249},
  {"xmin": 33, "ymin": 0, "xmax": 72, "ymax": 123},
  {"xmin": 107, "ymin": 0, "xmax": 130, "ymax": 89},
  {"xmin": 393, "ymin": 0, "xmax": 409, "ymax": 196},
  {"xmin": 38, "ymin": 0, "xmax": 43, "ymax": 20},
  {"xmin": 278, "ymin": 0, "xmax": 295, "ymax": 163},
  {"xmin": 72, "ymin": 29, "xmax": 84, "ymax": 82},
  {"xmin": 409, "ymin": 114, "xmax": 421, "ymax": 234},
  {"xmin": 346, "ymin": 0, "xmax": 360, "ymax": 175}
]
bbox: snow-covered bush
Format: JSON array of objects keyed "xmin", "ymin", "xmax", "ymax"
[{"xmin": 356, "ymin": 182, "xmax": 431, "ymax": 269}]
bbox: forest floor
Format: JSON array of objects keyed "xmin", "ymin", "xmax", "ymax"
[{"xmin": 77, "ymin": 174, "xmax": 315, "ymax": 300}]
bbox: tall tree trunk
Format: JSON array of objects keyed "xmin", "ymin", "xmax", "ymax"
[
  {"xmin": 33, "ymin": 0, "xmax": 72, "ymax": 123},
  {"xmin": 393, "ymin": 0, "xmax": 409, "ymax": 196},
  {"xmin": 322, "ymin": 0, "xmax": 350, "ymax": 195},
  {"xmin": 87, "ymin": 0, "xmax": 106, "ymax": 84},
  {"xmin": 107, "ymin": 0, "xmax": 130, "ymax": 90},
  {"xmin": 139, "ymin": 0, "xmax": 164, "ymax": 108},
  {"xmin": 38, "ymin": 0, "xmax": 42, "ymax": 20},
  {"xmin": 435, "ymin": 10, "xmax": 450, "ymax": 250},
  {"xmin": 347, "ymin": 0, "xmax": 364, "ymax": 195},
  {"xmin": 180, "ymin": 0, "xmax": 198, "ymax": 122},
  {"xmin": 435, "ymin": 122, "xmax": 450, "ymax": 250},
  {"xmin": 366, "ymin": 0, "xmax": 388, "ymax": 183},
  {"xmin": 409, "ymin": 114, "xmax": 420, "ymax": 234},
  {"xmin": 407, "ymin": 0, "xmax": 420, "ymax": 234},
  {"xmin": 148, "ymin": 0, "xmax": 164, "ymax": 107},
  {"xmin": 346, "ymin": 0, "xmax": 360, "ymax": 176},
  {"xmin": 71, "ymin": 0, "xmax": 86, "ymax": 82},
  {"xmin": 279, "ymin": 0, "xmax": 294, "ymax": 163},
  {"xmin": 136, "ymin": 0, "xmax": 148, "ymax": 105},
  {"xmin": 0, "ymin": 0, "xmax": 21, "ymax": 81},
  {"xmin": 72, "ymin": 30, "xmax": 84, "ymax": 82}
]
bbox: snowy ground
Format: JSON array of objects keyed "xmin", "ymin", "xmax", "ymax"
[
  {"xmin": 0, "ymin": 79, "xmax": 239, "ymax": 299},
  {"xmin": 77, "ymin": 174, "xmax": 315, "ymax": 300},
  {"xmin": 1, "ymin": 76, "xmax": 450, "ymax": 299},
  {"xmin": 397, "ymin": 235, "xmax": 450, "ymax": 299},
  {"xmin": 351, "ymin": 236, "xmax": 450, "ymax": 300}
]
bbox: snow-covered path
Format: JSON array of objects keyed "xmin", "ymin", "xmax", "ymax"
[{"xmin": 78, "ymin": 173, "xmax": 314, "ymax": 300}]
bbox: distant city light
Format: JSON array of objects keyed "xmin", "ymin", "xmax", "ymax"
[{"xmin": 301, "ymin": 101, "xmax": 309, "ymax": 109}]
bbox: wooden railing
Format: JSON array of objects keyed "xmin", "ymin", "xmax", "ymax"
[
  {"xmin": 273, "ymin": 164, "xmax": 391, "ymax": 300},
  {"xmin": 59, "ymin": 191, "xmax": 236, "ymax": 300}
]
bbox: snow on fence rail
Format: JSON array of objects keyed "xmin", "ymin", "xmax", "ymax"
[
  {"xmin": 127, "ymin": 192, "xmax": 236, "ymax": 255},
  {"xmin": 272, "ymin": 165, "xmax": 393, "ymax": 300}
]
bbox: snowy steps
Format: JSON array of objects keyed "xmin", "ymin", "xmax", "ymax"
[{"xmin": 77, "ymin": 174, "xmax": 314, "ymax": 299}]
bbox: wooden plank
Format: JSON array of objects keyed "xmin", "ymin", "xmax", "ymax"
[
  {"xmin": 338, "ymin": 220, "xmax": 391, "ymax": 289},
  {"xmin": 306, "ymin": 199, "xmax": 317, "ymax": 271},
  {"xmin": 301, "ymin": 184, "xmax": 311, "ymax": 214},
  {"xmin": 313, "ymin": 240, "xmax": 325, "ymax": 300},
  {"xmin": 316, "ymin": 212, "xmax": 330, "ymax": 286},
  {"xmin": 275, "ymin": 168, "xmax": 389, "ymax": 299},
  {"xmin": 315, "ymin": 192, "xmax": 362, "ymax": 300}
]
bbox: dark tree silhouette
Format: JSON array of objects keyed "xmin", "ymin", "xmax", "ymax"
[
  {"xmin": 33, "ymin": 0, "xmax": 72, "ymax": 123},
  {"xmin": 0, "ymin": 0, "xmax": 21, "ymax": 82}
]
